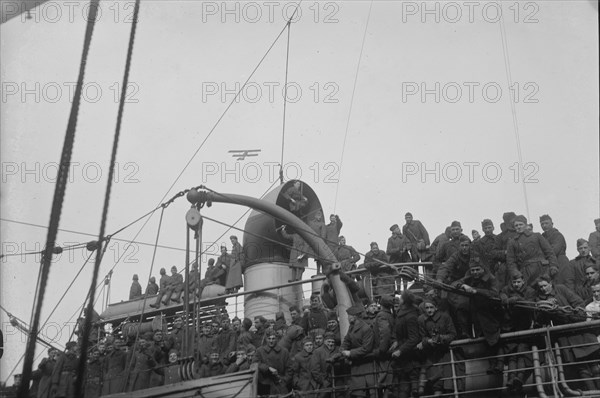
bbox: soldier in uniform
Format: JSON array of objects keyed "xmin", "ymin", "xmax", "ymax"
[
  {"xmin": 101, "ymin": 340, "xmax": 126, "ymax": 394},
  {"xmin": 390, "ymin": 291, "xmax": 421, "ymax": 398},
  {"xmin": 150, "ymin": 268, "xmax": 172, "ymax": 308},
  {"xmin": 165, "ymin": 266, "xmax": 184, "ymax": 304},
  {"xmin": 312, "ymin": 332, "xmax": 340, "ymax": 398},
  {"xmin": 340, "ymin": 305, "xmax": 376, "ymax": 398},
  {"xmin": 499, "ymin": 272, "xmax": 536, "ymax": 392},
  {"xmin": 540, "ymin": 214, "xmax": 570, "ymax": 284},
  {"xmin": 402, "ymin": 212, "xmax": 430, "ymax": 262},
  {"xmin": 291, "ymin": 337, "xmax": 319, "ymax": 397},
  {"xmin": 472, "ymin": 219, "xmax": 503, "ymax": 278},
  {"xmin": 535, "ymin": 275, "xmax": 600, "ymax": 391},
  {"xmin": 280, "ymin": 225, "xmax": 312, "ymax": 282},
  {"xmin": 507, "ymin": 215, "xmax": 558, "ymax": 287},
  {"xmin": 588, "ymin": 218, "xmax": 600, "ymax": 259},
  {"xmin": 436, "ymin": 236, "xmax": 473, "ymax": 338},
  {"xmin": 454, "ymin": 260, "xmax": 503, "ymax": 371},
  {"xmin": 417, "ymin": 298, "xmax": 456, "ymax": 396},
  {"xmin": 387, "ymin": 224, "xmax": 413, "ymax": 291},
  {"xmin": 435, "ymin": 221, "xmax": 468, "ymax": 278},
  {"xmin": 253, "ymin": 330, "xmax": 292, "ymax": 396},
  {"xmin": 145, "ymin": 276, "xmax": 159, "ymax": 296},
  {"xmin": 37, "ymin": 348, "xmax": 59, "ymax": 398},
  {"xmin": 282, "ymin": 180, "xmax": 308, "ymax": 216},
  {"xmin": 364, "ymin": 242, "xmax": 394, "ymax": 299},
  {"xmin": 226, "ymin": 236, "xmax": 244, "ymax": 292},
  {"xmin": 127, "ymin": 336, "xmax": 156, "ymax": 391},
  {"xmin": 325, "ymin": 214, "xmax": 343, "ymax": 252},
  {"xmin": 567, "ymin": 239, "xmax": 598, "ymax": 299},
  {"xmin": 50, "ymin": 341, "xmax": 78, "ymax": 398},
  {"xmin": 84, "ymin": 348, "xmax": 102, "ymax": 398},
  {"xmin": 301, "ymin": 294, "xmax": 329, "ymax": 335},
  {"xmin": 334, "ymin": 236, "xmax": 360, "ymax": 275},
  {"xmin": 129, "ymin": 274, "xmax": 142, "ymax": 300},
  {"xmin": 493, "ymin": 212, "xmax": 519, "ymax": 287}
]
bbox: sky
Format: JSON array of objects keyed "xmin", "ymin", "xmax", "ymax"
[{"xmin": 1, "ymin": 0, "xmax": 599, "ymax": 385}]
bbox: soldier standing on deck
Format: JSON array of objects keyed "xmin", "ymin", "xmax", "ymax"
[
  {"xmin": 507, "ymin": 215, "xmax": 558, "ymax": 287},
  {"xmin": 129, "ymin": 274, "xmax": 142, "ymax": 300},
  {"xmin": 402, "ymin": 213, "xmax": 430, "ymax": 262}
]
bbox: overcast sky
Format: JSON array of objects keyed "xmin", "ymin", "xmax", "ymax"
[{"xmin": 1, "ymin": 0, "xmax": 598, "ymax": 384}]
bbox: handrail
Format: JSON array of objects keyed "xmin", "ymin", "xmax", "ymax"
[
  {"xmin": 450, "ymin": 319, "xmax": 600, "ymax": 347},
  {"xmin": 532, "ymin": 345, "xmax": 551, "ymax": 398}
]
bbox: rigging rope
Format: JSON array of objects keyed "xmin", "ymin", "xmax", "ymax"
[
  {"xmin": 19, "ymin": 0, "xmax": 100, "ymax": 394},
  {"xmin": 75, "ymin": 0, "xmax": 141, "ymax": 393},
  {"xmin": 499, "ymin": 13, "xmax": 530, "ymax": 219},
  {"xmin": 333, "ymin": 0, "xmax": 374, "ymax": 213},
  {"xmin": 279, "ymin": 19, "xmax": 292, "ymax": 185},
  {"xmin": 122, "ymin": 206, "xmax": 166, "ymax": 391},
  {"xmin": 157, "ymin": 2, "xmax": 302, "ymax": 205}
]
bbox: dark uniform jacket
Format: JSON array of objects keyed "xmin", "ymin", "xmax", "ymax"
[
  {"xmin": 102, "ymin": 349, "xmax": 126, "ymax": 394},
  {"xmin": 291, "ymin": 350, "xmax": 319, "ymax": 394},
  {"xmin": 300, "ymin": 308, "xmax": 329, "ymax": 333},
  {"xmin": 506, "ymin": 231, "xmax": 558, "ymax": 285},
  {"xmin": 253, "ymin": 344, "xmax": 292, "ymax": 394},
  {"xmin": 341, "ymin": 318, "xmax": 376, "ymax": 392},
  {"xmin": 129, "ymin": 281, "xmax": 142, "ymax": 300},
  {"xmin": 393, "ymin": 305, "xmax": 420, "ymax": 361},
  {"xmin": 333, "ymin": 244, "xmax": 360, "ymax": 273},
  {"xmin": 325, "ymin": 217, "xmax": 343, "ymax": 249},
  {"xmin": 455, "ymin": 271, "xmax": 502, "ymax": 346},
  {"xmin": 387, "ymin": 234, "xmax": 412, "ymax": 263},
  {"xmin": 437, "ymin": 251, "xmax": 471, "ymax": 284}
]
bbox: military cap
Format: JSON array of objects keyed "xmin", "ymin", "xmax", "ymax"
[
  {"xmin": 594, "ymin": 218, "xmax": 600, "ymax": 225},
  {"xmin": 323, "ymin": 332, "xmax": 336, "ymax": 341},
  {"xmin": 503, "ymin": 212, "xmax": 517, "ymax": 223},
  {"xmin": 302, "ymin": 337, "xmax": 314, "ymax": 345},
  {"xmin": 450, "ymin": 221, "xmax": 461, "ymax": 228},
  {"xmin": 265, "ymin": 329, "xmax": 277, "ymax": 337},
  {"xmin": 170, "ymin": 265, "xmax": 177, "ymax": 271},
  {"xmin": 370, "ymin": 242, "xmax": 378, "ymax": 248},
  {"xmin": 511, "ymin": 271, "xmax": 524, "ymax": 280},
  {"xmin": 423, "ymin": 295, "xmax": 437, "ymax": 304},
  {"xmin": 65, "ymin": 341, "xmax": 77, "ymax": 349},
  {"xmin": 245, "ymin": 344, "xmax": 256, "ymax": 353},
  {"xmin": 390, "ymin": 224, "xmax": 399, "ymax": 232},
  {"xmin": 405, "ymin": 212, "xmax": 413, "ymax": 217},
  {"xmin": 379, "ymin": 295, "xmax": 394, "ymax": 309},
  {"xmin": 132, "ymin": 274, "xmax": 139, "ymax": 280},
  {"xmin": 149, "ymin": 276, "xmax": 156, "ymax": 283},
  {"xmin": 469, "ymin": 259, "xmax": 483, "ymax": 269},
  {"xmin": 327, "ymin": 311, "xmax": 338, "ymax": 321},
  {"xmin": 273, "ymin": 319, "xmax": 287, "ymax": 331},
  {"xmin": 577, "ymin": 238, "xmax": 588, "ymax": 248},
  {"xmin": 481, "ymin": 219, "xmax": 493, "ymax": 227},
  {"xmin": 220, "ymin": 244, "xmax": 227, "ymax": 249},
  {"xmin": 539, "ymin": 214, "xmax": 552, "ymax": 222},
  {"xmin": 514, "ymin": 215, "xmax": 527, "ymax": 224},
  {"xmin": 346, "ymin": 305, "xmax": 365, "ymax": 316},
  {"xmin": 230, "ymin": 235, "xmax": 238, "ymax": 240},
  {"xmin": 458, "ymin": 235, "xmax": 471, "ymax": 243}
]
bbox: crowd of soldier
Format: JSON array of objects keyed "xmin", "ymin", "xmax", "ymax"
[{"xmin": 28, "ymin": 211, "xmax": 600, "ymax": 397}]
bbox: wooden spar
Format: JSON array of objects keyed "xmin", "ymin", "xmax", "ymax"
[{"xmin": 195, "ymin": 190, "xmax": 353, "ymax": 338}]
